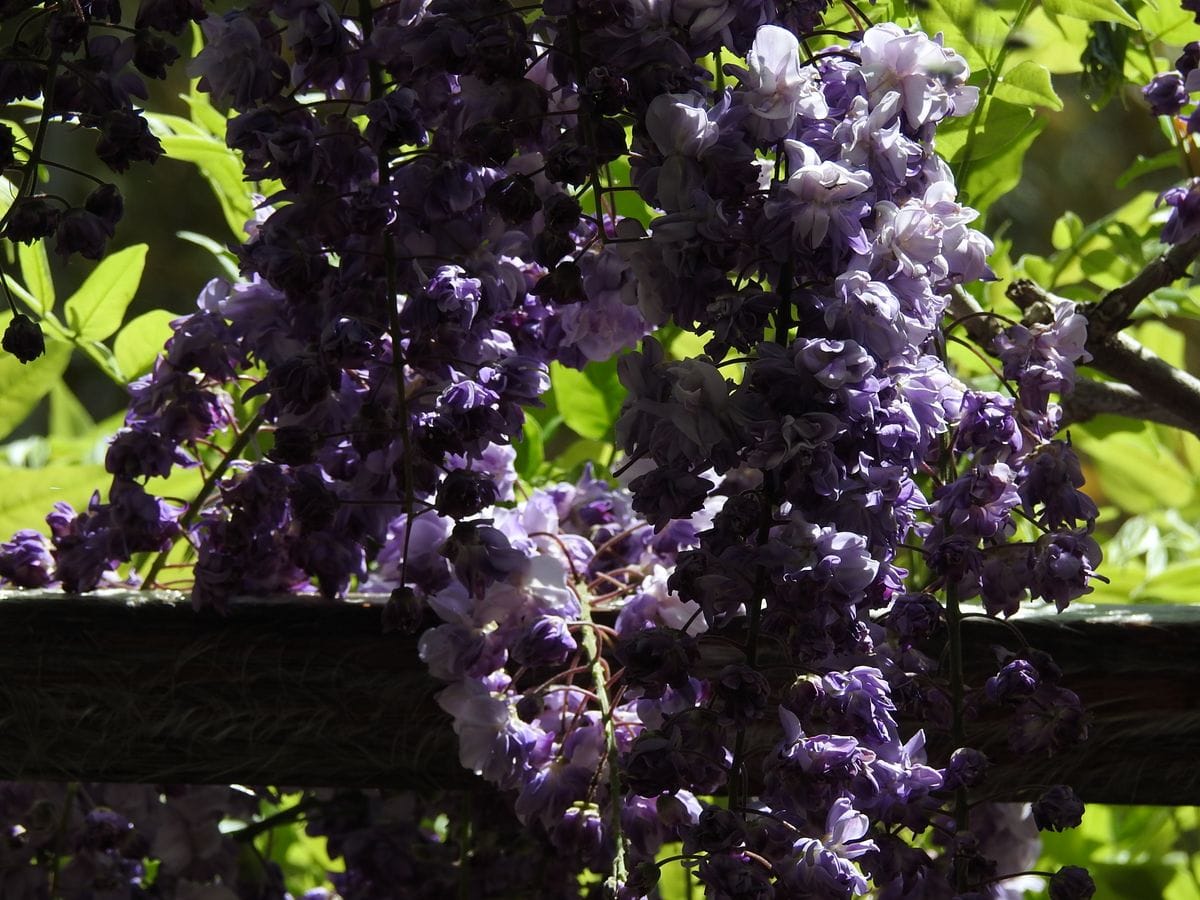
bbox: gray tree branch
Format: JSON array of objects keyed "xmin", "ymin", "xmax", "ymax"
[{"xmin": 949, "ymin": 285, "xmax": 1200, "ymax": 437}]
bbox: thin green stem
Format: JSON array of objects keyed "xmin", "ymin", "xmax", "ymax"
[
  {"xmin": 945, "ymin": 580, "xmax": 969, "ymax": 891},
  {"xmin": 140, "ymin": 410, "xmax": 267, "ymax": 590},
  {"xmin": 359, "ymin": 0, "xmax": 418, "ymax": 585},
  {"xmin": 579, "ymin": 593, "xmax": 629, "ymax": 890},
  {"xmin": 953, "ymin": 0, "xmax": 1037, "ymax": 188}
]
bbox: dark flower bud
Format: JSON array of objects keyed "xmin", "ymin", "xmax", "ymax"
[
  {"xmin": 625, "ymin": 861, "xmax": 661, "ymax": 895},
  {"xmin": 685, "ymin": 806, "xmax": 747, "ymax": 853},
  {"xmin": 531, "ymin": 229, "xmax": 576, "ymax": 267},
  {"xmin": 459, "ymin": 120, "xmax": 515, "ymax": 168},
  {"xmin": 614, "ymin": 627, "xmax": 697, "ymax": 699},
  {"xmin": 1144, "ymin": 72, "xmax": 1189, "ymax": 117},
  {"xmin": 511, "ymin": 616, "xmax": 577, "ymax": 667},
  {"xmin": 544, "ymin": 138, "xmax": 594, "ymax": 185},
  {"xmin": 86, "ymin": 0, "xmax": 123, "ymax": 23},
  {"xmin": 712, "ymin": 491, "xmax": 764, "ymax": 539},
  {"xmin": 485, "ymin": 174, "xmax": 541, "ymax": 223},
  {"xmin": 106, "ymin": 429, "xmax": 186, "ymax": 479},
  {"xmin": 1177, "ymin": 41, "xmax": 1200, "ymax": 77},
  {"xmin": 591, "ymin": 116, "xmax": 628, "ymax": 163},
  {"xmin": 320, "ymin": 316, "xmax": 377, "ymax": 367},
  {"xmin": 0, "ymin": 529, "xmax": 54, "ymax": 588},
  {"xmin": 467, "ymin": 17, "xmax": 529, "ymax": 81},
  {"xmin": 630, "ymin": 467, "xmax": 713, "ymax": 530},
  {"xmin": 95, "ymin": 109, "xmax": 164, "ymax": 173},
  {"xmin": 1026, "ymin": 648, "xmax": 1063, "ymax": 683},
  {"xmin": 887, "ymin": 592, "xmax": 944, "ymax": 642},
  {"xmin": 782, "ymin": 674, "xmax": 822, "ymax": 718},
  {"xmin": 441, "ymin": 521, "xmax": 529, "ymax": 597},
  {"xmin": 985, "ymin": 658, "xmax": 1039, "ymax": 703},
  {"xmin": 3, "ymin": 314, "xmax": 45, "ymax": 363},
  {"xmin": 133, "ymin": 30, "xmax": 182, "ymax": 79},
  {"xmin": 0, "ymin": 123, "xmax": 13, "ymax": 170},
  {"xmin": 55, "ymin": 208, "xmax": 112, "ymax": 260},
  {"xmin": 713, "ymin": 663, "xmax": 770, "ymax": 725},
  {"xmin": 944, "ymin": 747, "xmax": 988, "ymax": 789},
  {"xmin": 5, "ymin": 197, "xmax": 61, "ymax": 244},
  {"xmin": 0, "ymin": 49, "xmax": 44, "ymax": 104},
  {"xmin": 289, "ymin": 468, "xmax": 338, "ymax": 532},
  {"xmin": 78, "ymin": 808, "xmax": 132, "ymax": 851},
  {"xmin": 85, "ymin": 184, "xmax": 124, "ymax": 230},
  {"xmin": 268, "ymin": 426, "xmax": 319, "ymax": 466},
  {"xmin": 251, "ymin": 353, "xmax": 335, "ymax": 411},
  {"xmin": 435, "ymin": 469, "xmax": 499, "ymax": 519},
  {"xmin": 364, "ymin": 88, "xmax": 425, "ymax": 150},
  {"xmin": 514, "ymin": 693, "xmax": 542, "ymax": 722},
  {"xmin": 583, "ymin": 66, "xmax": 629, "ymax": 117},
  {"xmin": 382, "ymin": 585, "xmax": 425, "ymax": 635},
  {"xmin": 48, "ymin": 11, "xmax": 89, "ymax": 53},
  {"xmin": 1009, "ymin": 685, "xmax": 1088, "ymax": 755},
  {"xmin": 623, "ymin": 730, "xmax": 686, "ymax": 796},
  {"xmin": 543, "ymin": 193, "xmax": 583, "ymax": 231},
  {"xmin": 1032, "ymin": 785, "xmax": 1084, "ymax": 832},
  {"xmin": 136, "ymin": 0, "xmax": 207, "ymax": 34},
  {"xmin": 531, "ymin": 261, "xmax": 585, "ymax": 303},
  {"xmin": 951, "ymin": 831, "xmax": 996, "ymax": 886},
  {"xmin": 667, "ymin": 548, "xmax": 709, "ymax": 600},
  {"xmin": 1049, "ymin": 866, "xmax": 1095, "ymax": 900}
]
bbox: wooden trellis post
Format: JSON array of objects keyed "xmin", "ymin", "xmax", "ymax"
[{"xmin": 2, "ymin": 591, "xmax": 1198, "ymax": 805}]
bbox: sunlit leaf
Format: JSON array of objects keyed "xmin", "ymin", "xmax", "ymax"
[
  {"xmin": 114, "ymin": 309, "xmax": 176, "ymax": 380},
  {"xmin": 0, "ymin": 462, "xmax": 107, "ymax": 539},
  {"xmin": 64, "ymin": 244, "xmax": 148, "ymax": 341},
  {"xmin": 994, "ymin": 60, "xmax": 1063, "ymax": 110},
  {"xmin": 17, "ymin": 240, "xmax": 54, "ymax": 315},
  {"xmin": 0, "ymin": 324, "xmax": 71, "ymax": 442},
  {"xmin": 1045, "ymin": 0, "xmax": 1139, "ymax": 27},
  {"xmin": 549, "ymin": 359, "xmax": 624, "ymax": 442}
]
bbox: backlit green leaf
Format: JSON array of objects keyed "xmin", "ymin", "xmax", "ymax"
[
  {"xmin": 994, "ymin": 60, "xmax": 1064, "ymax": 110},
  {"xmin": 0, "ymin": 324, "xmax": 70, "ymax": 442},
  {"xmin": 64, "ymin": 244, "xmax": 148, "ymax": 341},
  {"xmin": 114, "ymin": 309, "xmax": 176, "ymax": 381}
]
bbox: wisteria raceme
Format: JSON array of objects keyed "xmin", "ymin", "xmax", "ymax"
[{"xmin": 0, "ymin": 0, "xmax": 1106, "ymax": 896}]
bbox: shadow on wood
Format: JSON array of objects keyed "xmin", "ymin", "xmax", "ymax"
[{"xmin": 1, "ymin": 592, "xmax": 1197, "ymax": 805}]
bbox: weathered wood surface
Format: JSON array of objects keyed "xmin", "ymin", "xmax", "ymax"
[{"xmin": 1, "ymin": 592, "xmax": 1198, "ymax": 805}]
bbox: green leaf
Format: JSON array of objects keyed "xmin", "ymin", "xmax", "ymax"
[
  {"xmin": 1074, "ymin": 423, "xmax": 1196, "ymax": 514},
  {"xmin": 113, "ymin": 309, "xmax": 176, "ymax": 380},
  {"xmin": 155, "ymin": 133, "xmax": 255, "ymax": 237},
  {"xmin": 1115, "ymin": 149, "xmax": 1180, "ymax": 189},
  {"xmin": 514, "ymin": 415, "xmax": 545, "ymax": 483},
  {"xmin": 919, "ymin": 0, "xmax": 1009, "ymax": 68},
  {"xmin": 555, "ymin": 437, "xmax": 613, "ymax": 474},
  {"xmin": 64, "ymin": 244, "xmax": 148, "ymax": 341},
  {"xmin": 176, "ymin": 230, "xmax": 240, "ymax": 281},
  {"xmin": 49, "ymin": 383, "xmax": 94, "ymax": 440},
  {"xmin": 17, "ymin": 240, "xmax": 54, "ymax": 315},
  {"xmin": 1051, "ymin": 210, "xmax": 1085, "ymax": 250},
  {"xmin": 0, "ymin": 324, "xmax": 71, "ymax": 442},
  {"xmin": 1044, "ymin": 0, "xmax": 1138, "ymax": 27},
  {"xmin": 0, "ymin": 462, "xmax": 107, "ymax": 538},
  {"xmin": 994, "ymin": 60, "xmax": 1064, "ymax": 110},
  {"xmin": 549, "ymin": 358, "xmax": 624, "ymax": 441}
]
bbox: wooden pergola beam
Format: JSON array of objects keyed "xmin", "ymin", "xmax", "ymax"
[{"xmin": 1, "ymin": 592, "xmax": 1197, "ymax": 805}]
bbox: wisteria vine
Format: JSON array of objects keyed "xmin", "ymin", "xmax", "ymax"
[{"xmin": 0, "ymin": 0, "xmax": 1116, "ymax": 897}]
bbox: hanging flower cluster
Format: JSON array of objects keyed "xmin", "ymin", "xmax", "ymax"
[{"xmin": 0, "ymin": 0, "xmax": 1101, "ymax": 897}]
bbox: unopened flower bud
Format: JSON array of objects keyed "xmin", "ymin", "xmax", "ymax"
[
  {"xmin": 1049, "ymin": 866, "xmax": 1095, "ymax": 900},
  {"xmin": 2, "ymin": 314, "xmax": 45, "ymax": 363}
]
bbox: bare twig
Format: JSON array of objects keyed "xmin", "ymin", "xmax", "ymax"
[
  {"xmin": 1087, "ymin": 230, "xmax": 1200, "ymax": 340},
  {"xmin": 1060, "ymin": 378, "xmax": 1197, "ymax": 431},
  {"xmin": 949, "ymin": 285, "xmax": 1200, "ymax": 435}
]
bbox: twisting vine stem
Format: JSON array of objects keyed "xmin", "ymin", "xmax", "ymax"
[{"xmin": 579, "ymin": 588, "xmax": 630, "ymax": 890}]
